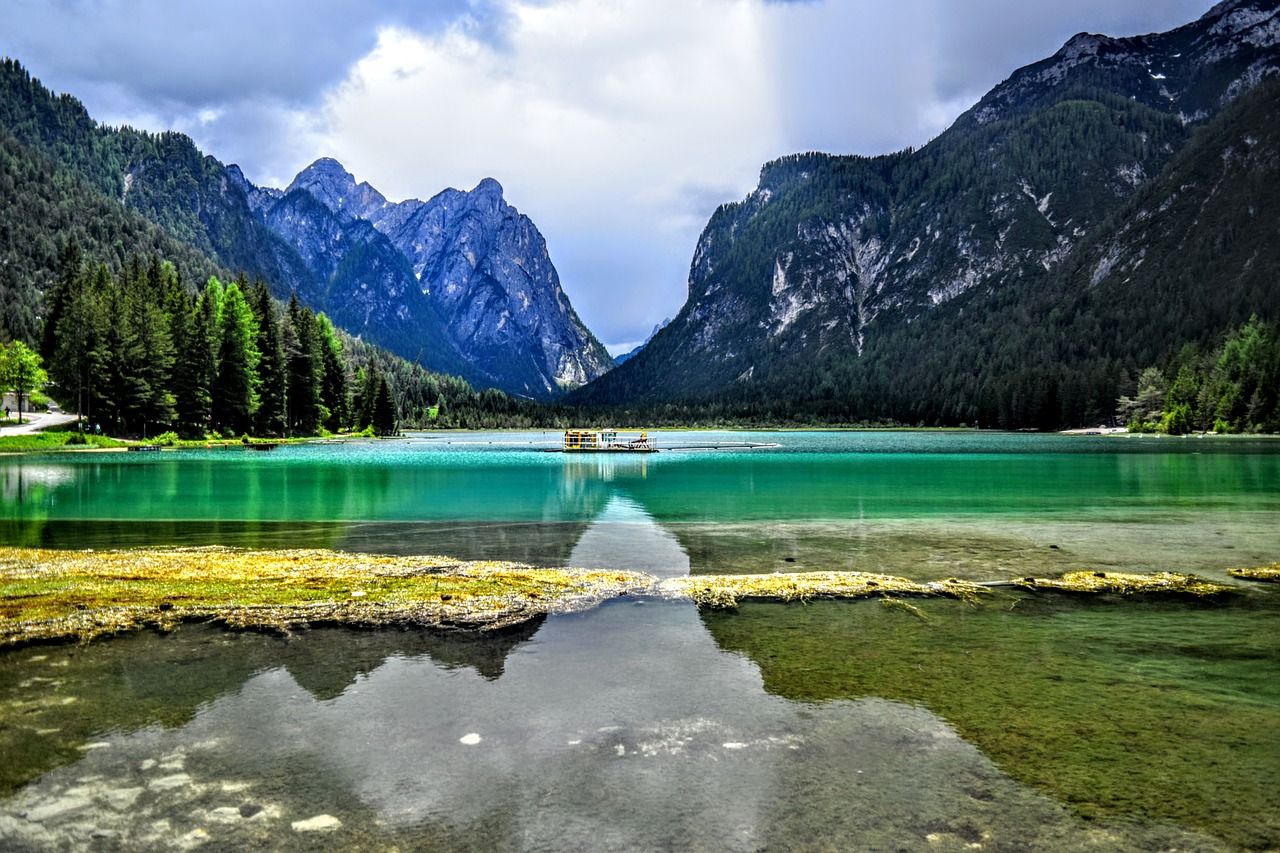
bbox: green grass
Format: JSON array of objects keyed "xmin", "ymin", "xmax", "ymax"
[{"xmin": 0, "ymin": 431, "xmax": 124, "ymax": 453}]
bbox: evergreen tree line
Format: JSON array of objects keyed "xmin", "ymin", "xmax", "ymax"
[
  {"xmin": 1118, "ymin": 316, "xmax": 1280, "ymax": 435},
  {"xmin": 41, "ymin": 245, "xmax": 398, "ymax": 438}
]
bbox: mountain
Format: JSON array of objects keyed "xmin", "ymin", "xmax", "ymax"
[
  {"xmin": 571, "ymin": 0, "xmax": 1280, "ymax": 428},
  {"xmin": 260, "ymin": 158, "xmax": 614, "ymax": 398},
  {"xmin": 0, "ymin": 60, "xmax": 610, "ymax": 399},
  {"xmin": 615, "ymin": 319, "xmax": 671, "ymax": 365}
]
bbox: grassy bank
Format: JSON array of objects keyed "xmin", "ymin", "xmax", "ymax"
[{"xmin": 0, "ymin": 431, "xmax": 125, "ymax": 453}]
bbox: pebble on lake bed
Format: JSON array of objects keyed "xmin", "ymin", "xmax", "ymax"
[
  {"xmin": 292, "ymin": 814, "xmax": 342, "ymax": 832},
  {"xmin": 459, "ymin": 733, "xmax": 482, "ymax": 745}
]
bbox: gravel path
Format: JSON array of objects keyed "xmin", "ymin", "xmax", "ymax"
[{"xmin": 0, "ymin": 411, "xmax": 80, "ymax": 436}]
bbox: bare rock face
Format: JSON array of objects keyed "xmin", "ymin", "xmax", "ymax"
[{"xmin": 265, "ymin": 160, "xmax": 613, "ymax": 398}]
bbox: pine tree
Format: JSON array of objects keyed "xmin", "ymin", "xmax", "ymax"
[
  {"xmin": 211, "ymin": 283, "xmax": 260, "ymax": 436},
  {"xmin": 170, "ymin": 289, "xmax": 210, "ymax": 438},
  {"xmin": 100, "ymin": 279, "xmax": 148, "ymax": 435},
  {"xmin": 315, "ymin": 313, "xmax": 349, "ymax": 432},
  {"xmin": 130, "ymin": 257, "xmax": 176, "ymax": 436},
  {"xmin": 48, "ymin": 260, "xmax": 99, "ymax": 427},
  {"xmin": 250, "ymin": 282, "xmax": 287, "ymax": 437},
  {"xmin": 285, "ymin": 295, "xmax": 321, "ymax": 435},
  {"xmin": 372, "ymin": 373, "xmax": 397, "ymax": 436},
  {"xmin": 354, "ymin": 367, "xmax": 377, "ymax": 430},
  {"xmin": 41, "ymin": 239, "xmax": 82, "ymax": 363}
]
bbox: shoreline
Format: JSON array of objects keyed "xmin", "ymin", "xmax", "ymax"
[{"xmin": 4, "ymin": 427, "xmax": 1280, "ymax": 457}]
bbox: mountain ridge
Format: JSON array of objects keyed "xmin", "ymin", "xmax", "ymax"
[
  {"xmin": 0, "ymin": 60, "xmax": 612, "ymax": 399},
  {"xmin": 252, "ymin": 157, "xmax": 615, "ymax": 398},
  {"xmin": 570, "ymin": 0, "xmax": 1280, "ymax": 428}
]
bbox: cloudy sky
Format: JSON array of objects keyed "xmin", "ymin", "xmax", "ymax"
[{"xmin": 3, "ymin": 0, "xmax": 1211, "ymax": 354}]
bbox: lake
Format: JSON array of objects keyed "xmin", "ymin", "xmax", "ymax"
[{"xmin": 1, "ymin": 431, "xmax": 1278, "ymax": 850}]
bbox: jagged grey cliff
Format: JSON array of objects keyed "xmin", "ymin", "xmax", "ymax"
[{"xmin": 243, "ymin": 158, "xmax": 614, "ymax": 399}]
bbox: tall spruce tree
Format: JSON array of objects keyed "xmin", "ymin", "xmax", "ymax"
[
  {"xmin": 49, "ymin": 260, "xmax": 101, "ymax": 427},
  {"xmin": 250, "ymin": 282, "xmax": 288, "ymax": 437},
  {"xmin": 372, "ymin": 372, "xmax": 397, "ymax": 436},
  {"xmin": 354, "ymin": 367, "xmax": 377, "ymax": 430},
  {"xmin": 99, "ymin": 279, "xmax": 147, "ymax": 435},
  {"xmin": 315, "ymin": 313, "xmax": 349, "ymax": 432},
  {"xmin": 42, "ymin": 239, "xmax": 82, "ymax": 363},
  {"xmin": 172, "ymin": 287, "xmax": 212, "ymax": 438},
  {"xmin": 211, "ymin": 282, "xmax": 260, "ymax": 436},
  {"xmin": 285, "ymin": 295, "xmax": 322, "ymax": 435},
  {"xmin": 130, "ymin": 257, "xmax": 176, "ymax": 436}
]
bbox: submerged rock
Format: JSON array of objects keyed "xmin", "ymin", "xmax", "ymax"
[{"xmin": 291, "ymin": 814, "xmax": 342, "ymax": 832}]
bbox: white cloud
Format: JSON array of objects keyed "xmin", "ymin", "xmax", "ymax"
[{"xmin": 316, "ymin": 2, "xmax": 780, "ymax": 349}]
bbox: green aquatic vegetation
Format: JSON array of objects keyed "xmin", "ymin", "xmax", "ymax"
[
  {"xmin": 1228, "ymin": 562, "xmax": 1280, "ymax": 583},
  {"xmin": 0, "ymin": 547, "xmax": 1254, "ymax": 648},
  {"xmin": 879, "ymin": 597, "xmax": 928, "ymax": 620},
  {"xmin": 1011, "ymin": 569, "xmax": 1233, "ymax": 597},
  {"xmin": 701, "ymin": 596, "xmax": 1280, "ymax": 850}
]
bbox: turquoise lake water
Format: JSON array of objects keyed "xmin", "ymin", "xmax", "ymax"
[{"xmin": 1, "ymin": 431, "xmax": 1277, "ymax": 850}]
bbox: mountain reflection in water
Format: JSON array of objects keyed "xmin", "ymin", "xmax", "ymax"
[{"xmin": 0, "ymin": 600, "xmax": 1230, "ymax": 852}]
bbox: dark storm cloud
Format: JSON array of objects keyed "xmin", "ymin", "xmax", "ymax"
[
  {"xmin": 767, "ymin": 0, "xmax": 1213, "ymax": 158},
  {"xmin": 1, "ymin": 0, "xmax": 477, "ymax": 107},
  {"xmin": 931, "ymin": 0, "xmax": 1212, "ymax": 101}
]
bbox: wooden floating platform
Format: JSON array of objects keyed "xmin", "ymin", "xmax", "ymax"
[{"xmin": 127, "ymin": 444, "xmax": 164, "ymax": 452}]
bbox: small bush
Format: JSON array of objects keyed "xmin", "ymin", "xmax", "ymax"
[
  {"xmin": 65, "ymin": 431, "xmax": 88, "ymax": 446},
  {"xmin": 1160, "ymin": 403, "xmax": 1192, "ymax": 435},
  {"xmin": 153, "ymin": 431, "xmax": 179, "ymax": 446}
]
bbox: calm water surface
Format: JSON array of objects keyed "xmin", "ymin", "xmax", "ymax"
[{"xmin": 1, "ymin": 431, "xmax": 1278, "ymax": 850}]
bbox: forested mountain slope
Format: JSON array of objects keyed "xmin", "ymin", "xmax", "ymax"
[
  {"xmin": 571, "ymin": 0, "xmax": 1280, "ymax": 428},
  {"xmin": 0, "ymin": 65, "xmax": 547, "ymax": 431},
  {"xmin": 0, "ymin": 59, "xmax": 610, "ymax": 398}
]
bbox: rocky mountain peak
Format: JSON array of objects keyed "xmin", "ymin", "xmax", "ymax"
[
  {"xmin": 569, "ymin": 1, "xmax": 1280, "ymax": 420},
  {"xmin": 225, "ymin": 163, "xmax": 250, "ymax": 192},
  {"xmin": 287, "ymin": 157, "xmax": 386, "ymax": 221},
  {"xmin": 471, "ymin": 176, "xmax": 504, "ymax": 198},
  {"xmin": 259, "ymin": 159, "xmax": 613, "ymax": 397},
  {"xmin": 1204, "ymin": 1, "xmax": 1280, "ymax": 40},
  {"xmin": 1058, "ymin": 32, "xmax": 1114, "ymax": 62}
]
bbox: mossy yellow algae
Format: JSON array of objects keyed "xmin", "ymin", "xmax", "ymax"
[
  {"xmin": 0, "ymin": 546, "xmax": 651, "ymax": 645},
  {"xmin": 660, "ymin": 571, "xmax": 987, "ymax": 608},
  {"xmin": 1010, "ymin": 569, "xmax": 1234, "ymax": 597},
  {"xmin": 0, "ymin": 547, "xmax": 1268, "ymax": 647},
  {"xmin": 1229, "ymin": 562, "xmax": 1280, "ymax": 582}
]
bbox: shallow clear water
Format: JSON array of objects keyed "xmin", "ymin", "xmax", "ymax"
[{"xmin": 1, "ymin": 431, "xmax": 1278, "ymax": 850}]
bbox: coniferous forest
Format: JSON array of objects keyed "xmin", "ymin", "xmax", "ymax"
[{"xmin": 37, "ymin": 244, "xmax": 554, "ymax": 437}]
